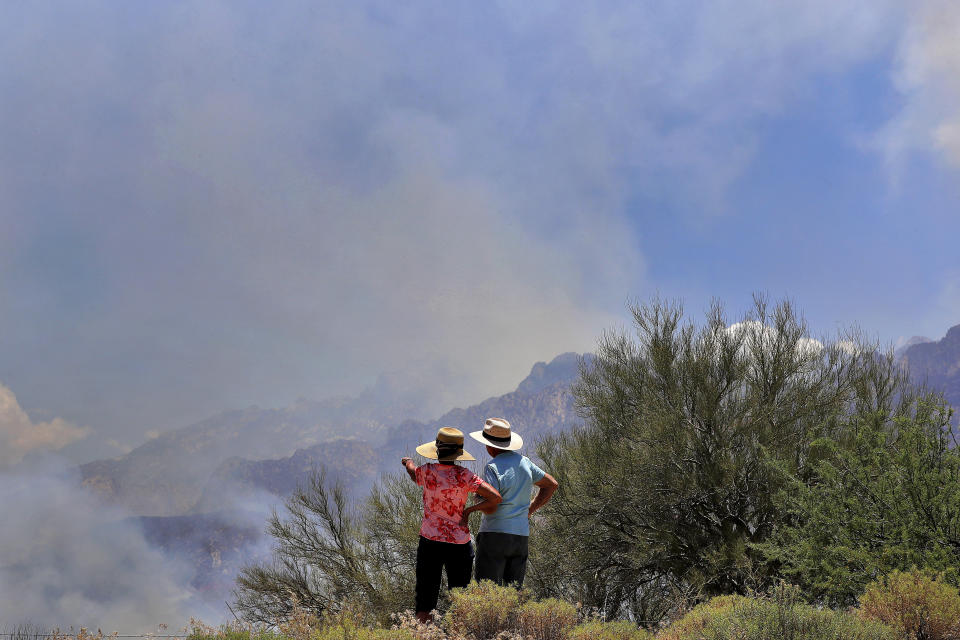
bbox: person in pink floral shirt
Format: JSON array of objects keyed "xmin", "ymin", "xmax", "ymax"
[{"xmin": 401, "ymin": 426, "xmax": 501, "ymax": 623}]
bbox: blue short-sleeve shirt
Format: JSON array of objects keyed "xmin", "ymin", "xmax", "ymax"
[{"xmin": 479, "ymin": 451, "xmax": 546, "ymax": 536}]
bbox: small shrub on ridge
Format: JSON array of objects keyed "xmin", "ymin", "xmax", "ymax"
[
  {"xmin": 566, "ymin": 620, "xmax": 652, "ymax": 640},
  {"xmin": 443, "ymin": 581, "xmax": 521, "ymax": 640},
  {"xmin": 657, "ymin": 595, "xmax": 744, "ymax": 640},
  {"xmin": 312, "ymin": 620, "xmax": 413, "ymax": 640},
  {"xmin": 515, "ymin": 599, "xmax": 577, "ymax": 640},
  {"xmin": 308, "ymin": 606, "xmax": 415, "ymax": 640},
  {"xmin": 858, "ymin": 568, "xmax": 960, "ymax": 640}
]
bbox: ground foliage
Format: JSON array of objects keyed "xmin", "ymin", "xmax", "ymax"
[
  {"xmin": 659, "ymin": 583, "xmax": 897, "ymax": 640},
  {"xmin": 194, "ymin": 580, "xmax": 955, "ymax": 640}
]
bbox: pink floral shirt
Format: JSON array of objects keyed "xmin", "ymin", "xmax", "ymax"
[{"xmin": 415, "ymin": 463, "xmax": 483, "ymax": 544}]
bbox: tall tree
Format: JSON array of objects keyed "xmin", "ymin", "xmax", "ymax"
[
  {"xmin": 233, "ymin": 471, "xmax": 422, "ymax": 624},
  {"xmin": 531, "ymin": 296, "xmax": 909, "ymax": 621}
]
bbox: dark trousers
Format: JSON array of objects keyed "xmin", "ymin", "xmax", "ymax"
[
  {"xmin": 474, "ymin": 532, "xmax": 529, "ymax": 587},
  {"xmin": 415, "ymin": 536, "xmax": 474, "ymax": 612}
]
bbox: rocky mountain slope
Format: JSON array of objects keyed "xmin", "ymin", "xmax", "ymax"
[
  {"xmin": 900, "ymin": 324, "xmax": 960, "ymax": 409},
  {"xmin": 191, "ymin": 438, "xmax": 380, "ymax": 513},
  {"xmin": 80, "ymin": 379, "xmax": 431, "ymax": 515}
]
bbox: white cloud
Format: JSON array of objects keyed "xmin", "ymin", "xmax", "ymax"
[
  {"xmin": 880, "ymin": 0, "xmax": 960, "ymax": 170},
  {"xmin": 0, "ymin": 383, "xmax": 89, "ymax": 468},
  {"xmin": 835, "ymin": 340, "xmax": 859, "ymax": 356},
  {"xmin": 725, "ymin": 321, "xmax": 825, "ymax": 359}
]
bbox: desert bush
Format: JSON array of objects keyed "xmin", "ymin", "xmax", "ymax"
[
  {"xmin": 657, "ymin": 595, "xmax": 744, "ymax": 640},
  {"xmin": 858, "ymin": 568, "xmax": 960, "ymax": 640},
  {"xmin": 235, "ymin": 472, "xmax": 423, "ymax": 625},
  {"xmin": 660, "ymin": 586, "xmax": 897, "ymax": 640},
  {"xmin": 515, "ymin": 598, "xmax": 577, "ymax": 640},
  {"xmin": 443, "ymin": 581, "xmax": 521, "ymax": 640},
  {"xmin": 566, "ymin": 620, "xmax": 651, "ymax": 640}
]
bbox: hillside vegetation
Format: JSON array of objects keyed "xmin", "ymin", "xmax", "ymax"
[{"xmin": 230, "ymin": 297, "xmax": 960, "ymax": 638}]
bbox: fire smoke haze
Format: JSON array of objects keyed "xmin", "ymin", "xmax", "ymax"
[
  {"xmin": 2, "ymin": 1, "xmax": 960, "ymax": 459},
  {"xmin": 1, "ymin": 0, "xmax": 960, "ymax": 626}
]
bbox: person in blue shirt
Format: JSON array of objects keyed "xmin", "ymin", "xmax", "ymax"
[{"xmin": 462, "ymin": 417, "xmax": 558, "ymax": 587}]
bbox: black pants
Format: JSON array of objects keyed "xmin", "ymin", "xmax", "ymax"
[
  {"xmin": 474, "ymin": 532, "xmax": 529, "ymax": 587},
  {"xmin": 415, "ymin": 536, "xmax": 474, "ymax": 612}
]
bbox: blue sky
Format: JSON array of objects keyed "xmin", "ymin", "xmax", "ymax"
[{"xmin": 1, "ymin": 1, "xmax": 958, "ymax": 463}]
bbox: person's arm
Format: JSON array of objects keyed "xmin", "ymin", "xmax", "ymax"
[
  {"xmin": 400, "ymin": 457, "xmax": 417, "ymax": 483},
  {"xmin": 529, "ymin": 473, "xmax": 558, "ymax": 516},
  {"xmin": 464, "ymin": 480, "xmax": 501, "ymax": 516},
  {"xmin": 460, "ymin": 480, "xmax": 501, "ymax": 526}
]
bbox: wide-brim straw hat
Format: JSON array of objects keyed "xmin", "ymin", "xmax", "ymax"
[
  {"xmin": 416, "ymin": 426, "xmax": 476, "ymax": 462},
  {"xmin": 469, "ymin": 417, "xmax": 523, "ymax": 451}
]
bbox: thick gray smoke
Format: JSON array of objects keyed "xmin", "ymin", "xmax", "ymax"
[{"xmin": 0, "ymin": 463, "xmax": 219, "ymax": 632}]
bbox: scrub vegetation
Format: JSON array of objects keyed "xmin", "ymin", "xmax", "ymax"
[
  {"xmin": 135, "ymin": 575, "xmax": 959, "ymax": 640},
  {"xmin": 223, "ymin": 297, "xmax": 960, "ymax": 637}
]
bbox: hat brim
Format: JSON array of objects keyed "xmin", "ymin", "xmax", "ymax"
[
  {"xmin": 469, "ymin": 430, "xmax": 523, "ymax": 451},
  {"xmin": 415, "ymin": 441, "xmax": 476, "ymax": 461}
]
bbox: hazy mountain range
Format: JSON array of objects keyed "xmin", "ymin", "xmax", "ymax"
[
  {"xmin": 80, "ymin": 374, "xmax": 437, "ymax": 515},
  {"xmin": 83, "ymin": 352, "xmax": 587, "ymax": 517}
]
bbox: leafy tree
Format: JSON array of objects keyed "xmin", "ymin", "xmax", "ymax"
[
  {"xmin": 759, "ymin": 397, "xmax": 960, "ymax": 606},
  {"xmin": 233, "ymin": 471, "xmax": 422, "ymax": 624},
  {"xmin": 531, "ymin": 295, "xmax": 909, "ymax": 621}
]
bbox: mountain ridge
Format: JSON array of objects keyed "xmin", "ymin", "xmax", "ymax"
[{"xmin": 82, "ymin": 352, "xmax": 589, "ymax": 516}]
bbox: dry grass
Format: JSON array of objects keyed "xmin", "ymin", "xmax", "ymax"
[
  {"xmin": 45, "ymin": 572, "xmax": 960, "ymax": 640},
  {"xmin": 858, "ymin": 568, "xmax": 960, "ymax": 640}
]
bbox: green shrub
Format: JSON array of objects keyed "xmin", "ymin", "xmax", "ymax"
[
  {"xmin": 858, "ymin": 568, "xmax": 960, "ymax": 640},
  {"xmin": 443, "ymin": 581, "xmax": 521, "ymax": 640},
  {"xmin": 515, "ymin": 598, "xmax": 577, "ymax": 640},
  {"xmin": 566, "ymin": 620, "xmax": 652, "ymax": 640},
  {"xmin": 660, "ymin": 587, "xmax": 897, "ymax": 640}
]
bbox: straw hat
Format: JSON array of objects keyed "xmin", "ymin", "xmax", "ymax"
[
  {"xmin": 469, "ymin": 417, "xmax": 523, "ymax": 451},
  {"xmin": 416, "ymin": 427, "xmax": 476, "ymax": 462}
]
